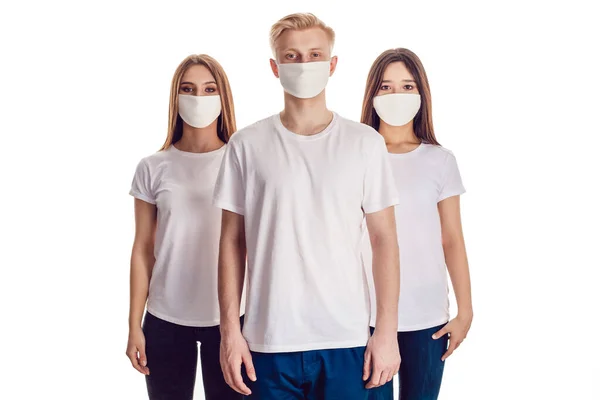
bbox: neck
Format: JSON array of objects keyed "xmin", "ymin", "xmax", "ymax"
[
  {"xmin": 280, "ymin": 91, "xmax": 332, "ymax": 135},
  {"xmin": 175, "ymin": 121, "xmax": 224, "ymax": 153},
  {"xmin": 379, "ymin": 120, "xmax": 419, "ymax": 146}
]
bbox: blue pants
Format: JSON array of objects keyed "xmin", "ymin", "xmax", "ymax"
[
  {"xmin": 368, "ymin": 324, "xmax": 448, "ymax": 400},
  {"xmin": 142, "ymin": 311, "xmax": 243, "ymax": 400},
  {"xmin": 245, "ymin": 346, "xmax": 370, "ymax": 399}
]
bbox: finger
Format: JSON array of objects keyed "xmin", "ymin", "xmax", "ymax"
[
  {"xmin": 385, "ymin": 368, "xmax": 396, "ymax": 383},
  {"xmin": 243, "ymin": 353, "xmax": 257, "ymax": 382},
  {"xmin": 231, "ymin": 372, "xmax": 252, "ymax": 396},
  {"xmin": 138, "ymin": 347, "xmax": 150, "ymax": 375},
  {"xmin": 138, "ymin": 347, "xmax": 147, "ymax": 368},
  {"xmin": 362, "ymin": 350, "xmax": 371, "ymax": 381},
  {"xmin": 442, "ymin": 341, "xmax": 458, "ymax": 361},
  {"xmin": 126, "ymin": 349, "xmax": 146, "ymax": 375},
  {"xmin": 432, "ymin": 326, "xmax": 449, "ymax": 340},
  {"xmin": 366, "ymin": 369, "xmax": 384, "ymax": 389}
]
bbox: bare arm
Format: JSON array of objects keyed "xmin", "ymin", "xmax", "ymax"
[
  {"xmin": 126, "ymin": 198, "xmax": 156, "ymax": 374},
  {"xmin": 439, "ymin": 196, "xmax": 472, "ymax": 319},
  {"xmin": 366, "ymin": 206, "xmax": 400, "ymax": 334},
  {"xmin": 433, "ymin": 195, "xmax": 472, "ymax": 360},
  {"xmin": 218, "ymin": 210, "xmax": 246, "ymax": 334},
  {"xmin": 363, "ymin": 206, "xmax": 400, "ymax": 388},
  {"xmin": 218, "ymin": 210, "xmax": 255, "ymax": 395}
]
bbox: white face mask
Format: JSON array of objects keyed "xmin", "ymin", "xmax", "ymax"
[
  {"xmin": 178, "ymin": 94, "xmax": 222, "ymax": 128},
  {"xmin": 373, "ymin": 93, "xmax": 421, "ymax": 126},
  {"xmin": 277, "ymin": 61, "xmax": 331, "ymax": 99}
]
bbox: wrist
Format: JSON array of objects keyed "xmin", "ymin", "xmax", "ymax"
[
  {"xmin": 457, "ymin": 308, "xmax": 473, "ymax": 320},
  {"xmin": 373, "ymin": 318, "xmax": 398, "ymax": 337},
  {"xmin": 220, "ymin": 318, "xmax": 242, "ymax": 337}
]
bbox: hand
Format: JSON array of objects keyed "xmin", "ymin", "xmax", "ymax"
[
  {"xmin": 363, "ymin": 330, "xmax": 400, "ymax": 389},
  {"xmin": 220, "ymin": 329, "xmax": 256, "ymax": 395},
  {"xmin": 433, "ymin": 313, "xmax": 473, "ymax": 361},
  {"xmin": 126, "ymin": 327, "xmax": 149, "ymax": 375}
]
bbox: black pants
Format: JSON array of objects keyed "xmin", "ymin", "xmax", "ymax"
[{"xmin": 142, "ymin": 311, "xmax": 243, "ymax": 400}]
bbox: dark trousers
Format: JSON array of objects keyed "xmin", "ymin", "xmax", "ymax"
[
  {"xmin": 368, "ymin": 324, "xmax": 448, "ymax": 400},
  {"xmin": 245, "ymin": 346, "xmax": 370, "ymax": 400},
  {"xmin": 142, "ymin": 311, "xmax": 243, "ymax": 400}
]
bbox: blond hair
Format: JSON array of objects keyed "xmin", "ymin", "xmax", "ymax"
[
  {"xmin": 160, "ymin": 54, "xmax": 237, "ymax": 151},
  {"xmin": 269, "ymin": 13, "xmax": 335, "ymax": 53}
]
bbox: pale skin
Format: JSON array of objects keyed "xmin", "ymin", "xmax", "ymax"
[
  {"xmin": 125, "ymin": 64, "xmax": 225, "ymax": 375},
  {"xmin": 376, "ymin": 61, "xmax": 473, "ymax": 361},
  {"xmin": 219, "ymin": 27, "xmax": 401, "ymax": 395}
]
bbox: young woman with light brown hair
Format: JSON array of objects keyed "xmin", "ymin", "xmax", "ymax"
[
  {"xmin": 362, "ymin": 48, "xmax": 473, "ymax": 400},
  {"xmin": 125, "ymin": 54, "xmax": 242, "ymax": 400}
]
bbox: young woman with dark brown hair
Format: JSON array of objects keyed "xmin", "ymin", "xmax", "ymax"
[
  {"xmin": 362, "ymin": 48, "xmax": 473, "ymax": 400},
  {"xmin": 125, "ymin": 54, "xmax": 242, "ymax": 400}
]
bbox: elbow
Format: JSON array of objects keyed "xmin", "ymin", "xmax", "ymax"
[
  {"xmin": 371, "ymin": 231, "xmax": 398, "ymax": 252},
  {"xmin": 441, "ymin": 231, "xmax": 461, "ymax": 251}
]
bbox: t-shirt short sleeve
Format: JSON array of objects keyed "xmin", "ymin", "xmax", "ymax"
[
  {"xmin": 213, "ymin": 141, "xmax": 245, "ymax": 215},
  {"xmin": 438, "ymin": 152, "xmax": 466, "ymax": 202},
  {"xmin": 362, "ymin": 136, "xmax": 400, "ymax": 214},
  {"xmin": 129, "ymin": 159, "xmax": 156, "ymax": 204}
]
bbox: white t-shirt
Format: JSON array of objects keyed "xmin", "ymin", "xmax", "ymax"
[
  {"xmin": 130, "ymin": 144, "xmax": 234, "ymax": 327},
  {"xmin": 213, "ymin": 113, "xmax": 399, "ymax": 353},
  {"xmin": 363, "ymin": 143, "xmax": 466, "ymax": 331}
]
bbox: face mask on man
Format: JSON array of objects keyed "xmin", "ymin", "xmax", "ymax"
[
  {"xmin": 373, "ymin": 93, "xmax": 421, "ymax": 126},
  {"xmin": 178, "ymin": 94, "xmax": 222, "ymax": 128},
  {"xmin": 277, "ymin": 61, "xmax": 331, "ymax": 99}
]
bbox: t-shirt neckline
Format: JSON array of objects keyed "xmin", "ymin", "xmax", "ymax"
[
  {"xmin": 169, "ymin": 143, "xmax": 226, "ymax": 157},
  {"xmin": 274, "ymin": 112, "xmax": 338, "ymax": 141},
  {"xmin": 388, "ymin": 142, "xmax": 425, "ymax": 157}
]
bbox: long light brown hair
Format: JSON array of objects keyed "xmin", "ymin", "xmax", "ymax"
[
  {"xmin": 361, "ymin": 48, "xmax": 439, "ymax": 145},
  {"xmin": 160, "ymin": 54, "xmax": 236, "ymax": 150}
]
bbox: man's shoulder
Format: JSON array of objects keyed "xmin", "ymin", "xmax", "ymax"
[
  {"xmin": 334, "ymin": 113, "xmax": 383, "ymax": 144},
  {"xmin": 229, "ymin": 115, "xmax": 276, "ymax": 146}
]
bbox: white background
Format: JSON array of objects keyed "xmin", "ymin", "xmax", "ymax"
[{"xmin": 1, "ymin": 0, "xmax": 599, "ymax": 399}]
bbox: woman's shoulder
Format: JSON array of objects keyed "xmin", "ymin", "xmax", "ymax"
[
  {"xmin": 421, "ymin": 143, "xmax": 458, "ymax": 160},
  {"xmin": 133, "ymin": 148, "xmax": 173, "ymax": 173}
]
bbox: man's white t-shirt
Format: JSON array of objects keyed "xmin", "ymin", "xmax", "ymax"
[
  {"xmin": 213, "ymin": 113, "xmax": 399, "ymax": 353},
  {"xmin": 364, "ymin": 143, "xmax": 466, "ymax": 332},
  {"xmin": 130, "ymin": 144, "xmax": 235, "ymax": 327}
]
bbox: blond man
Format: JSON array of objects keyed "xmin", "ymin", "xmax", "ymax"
[{"xmin": 214, "ymin": 13, "xmax": 401, "ymax": 399}]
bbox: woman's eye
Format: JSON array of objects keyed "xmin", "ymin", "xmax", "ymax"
[
  {"xmin": 312, "ymin": 53, "xmax": 320, "ymax": 58},
  {"xmin": 205, "ymin": 87, "xmax": 216, "ymax": 93},
  {"xmin": 181, "ymin": 87, "xmax": 193, "ymax": 93},
  {"xmin": 380, "ymin": 85, "xmax": 391, "ymax": 90},
  {"xmin": 286, "ymin": 54, "xmax": 296, "ymax": 59},
  {"xmin": 404, "ymin": 85, "xmax": 414, "ymax": 90}
]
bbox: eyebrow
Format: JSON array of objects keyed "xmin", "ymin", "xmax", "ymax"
[
  {"xmin": 281, "ymin": 47, "xmax": 325, "ymax": 52},
  {"xmin": 381, "ymin": 79, "xmax": 417, "ymax": 83},
  {"xmin": 180, "ymin": 80, "xmax": 217, "ymax": 85}
]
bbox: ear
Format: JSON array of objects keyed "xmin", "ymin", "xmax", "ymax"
[
  {"xmin": 270, "ymin": 59, "xmax": 279, "ymax": 78},
  {"xmin": 329, "ymin": 56, "xmax": 338, "ymax": 76}
]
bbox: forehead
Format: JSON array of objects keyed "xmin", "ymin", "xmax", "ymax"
[
  {"xmin": 383, "ymin": 62, "xmax": 414, "ymax": 80},
  {"xmin": 275, "ymin": 27, "xmax": 331, "ymax": 52},
  {"xmin": 181, "ymin": 64, "xmax": 215, "ymax": 83}
]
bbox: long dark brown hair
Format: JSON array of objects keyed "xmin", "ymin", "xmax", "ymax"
[
  {"xmin": 361, "ymin": 48, "xmax": 439, "ymax": 145},
  {"xmin": 160, "ymin": 54, "xmax": 237, "ymax": 151}
]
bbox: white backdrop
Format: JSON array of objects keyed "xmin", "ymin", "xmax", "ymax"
[{"xmin": 1, "ymin": 0, "xmax": 599, "ymax": 399}]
